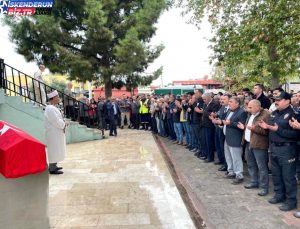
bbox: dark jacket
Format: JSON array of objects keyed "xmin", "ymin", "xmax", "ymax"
[
  {"xmin": 167, "ymin": 101, "xmax": 176, "ymax": 120},
  {"xmin": 131, "ymin": 100, "xmax": 140, "ymax": 114},
  {"xmin": 186, "ymin": 104, "xmax": 194, "ymax": 124},
  {"xmin": 192, "ymin": 98, "xmax": 204, "ymax": 125},
  {"xmin": 172, "ymin": 107, "xmax": 181, "ymax": 123},
  {"xmin": 218, "ymin": 105, "xmax": 229, "ymax": 121},
  {"xmin": 97, "ymin": 101, "xmax": 106, "ymax": 129},
  {"xmin": 268, "ymin": 105, "xmax": 299, "ymax": 143},
  {"xmin": 202, "ymin": 100, "xmax": 220, "ymax": 128},
  {"xmin": 243, "ymin": 109, "xmax": 270, "ymax": 150},
  {"xmin": 255, "ymin": 93, "xmax": 271, "ymax": 109},
  {"xmin": 214, "ymin": 105, "xmax": 229, "ymax": 138},
  {"xmin": 105, "ymin": 102, "xmax": 121, "ymax": 121},
  {"xmin": 225, "ymin": 107, "xmax": 247, "ymax": 147}
]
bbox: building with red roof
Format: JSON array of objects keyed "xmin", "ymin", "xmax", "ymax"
[{"xmin": 172, "ymin": 79, "xmax": 223, "ymax": 89}]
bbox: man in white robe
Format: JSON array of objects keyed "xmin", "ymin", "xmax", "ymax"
[
  {"xmin": 45, "ymin": 90, "xmax": 67, "ymax": 174},
  {"xmin": 33, "ymin": 64, "xmax": 46, "ymax": 105}
]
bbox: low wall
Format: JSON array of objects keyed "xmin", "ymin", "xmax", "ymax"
[{"xmin": 0, "ymin": 170, "xmax": 50, "ymax": 229}]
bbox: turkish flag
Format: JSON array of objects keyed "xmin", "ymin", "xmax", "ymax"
[{"xmin": 0, "ymin": 120, "xmax": 47, "ymax": 178}]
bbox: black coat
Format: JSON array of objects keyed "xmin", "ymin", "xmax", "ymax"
[
  {"xmin": 97, "ymin": 101, "xmax": 106, "ymax": 129},
  {"xmin": 192, "ymin": 98, "xmax": 204, "ymax": 124},
  {"xmin": 202, "ymin": 100, "xmax": 220, "ymax": 128},
  {"xmin": 256, "ymin": 93, "xmax": 271, "ymax": 109}
]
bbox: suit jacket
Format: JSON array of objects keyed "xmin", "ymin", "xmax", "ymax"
[
  {"xmin": 202, "ymin": 100, "xmax": 220, "ymax": 128},
  {"xmin": 225, "ymin": 107, "xmax": 247, "ymax": 147},
  {"xmin": 215, "ymin": 105, "xmax": 228, "ymax": 140},
  {"xmin": 218, "ymin": 105, "xmax": 229, "ymax": 121},
  {"xmin": 106, "ymin": 102, "xmax": 121, "ymax": 120}
]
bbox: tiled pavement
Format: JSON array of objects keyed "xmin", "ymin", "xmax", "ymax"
[
  {"xmin": 157, "ymin": 136, "xmax": 300, "ymax": 229},
  {"xmin": 49, "ymin": 129, "xmax": 195, "ymax": 229}
]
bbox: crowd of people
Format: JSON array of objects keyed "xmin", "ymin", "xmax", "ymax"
[
  {"xmin": 41, "ymin": 77, "xmax": 300, "ymax": 218},
  {"xmin": 34, "ymin": 64, "xmax": 300, "ymax": 216},
  {"xmin": 65, "ymin": 84, "xmax": 300, "ymax": 216}
]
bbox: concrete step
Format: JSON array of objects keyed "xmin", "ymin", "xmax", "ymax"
[{"xmin": 0, "ymin": 91, "xmax": 101, "ymax": 144}]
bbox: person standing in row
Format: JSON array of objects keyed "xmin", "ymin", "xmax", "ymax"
[
  {"xmin": 259, "ymin": 91, "xmax": 298, "ymax": 211},
  {"xmin": 223, "ymin": 97, "xmax": 247, "ymax": 184},
  {"xmin": 238, "ymin": 100, "xmax": 270, "ymax": 196},
  {"xmin": 201, "ymin": 93, "xmax": 220, "ymax": 162},
  {"xmin": 44, "ymin": 90, "xmax": 67, "ymax": 175}
]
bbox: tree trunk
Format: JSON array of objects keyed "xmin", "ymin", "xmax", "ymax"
[
  {"xmin": 267, "ymin": 43, "xmax": 280, "ymax": 88},
  {"xmin": 104, "ymin": 76, "xmax": 112, "ymax": 98}
]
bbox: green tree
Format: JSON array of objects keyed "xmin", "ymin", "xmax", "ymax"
[
  {"xmin": 48, "ymin": 78, "xmax": 67, "ymax": 92},
  {"xmin": 180, "ymin": 0, "xmax": 300, "ymax": 89},
  {"xmin": 4, "ymin": 0, "xmax": 168, "ymax": 97}
]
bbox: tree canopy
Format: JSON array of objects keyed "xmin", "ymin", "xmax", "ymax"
[
  {"xmin": 179, "ymin": 0, "xmax": 300, "ymax": 90},
  {"xmin": 4, "ymin": 0, "xmax": 168, "ymax": 97}
]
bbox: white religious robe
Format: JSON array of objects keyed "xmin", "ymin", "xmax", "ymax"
[
  {"xmin": 44, "ymin": 105, "xmax": 66, "ymax": 163},
  {"xmin": 33, "ymin": 70, "xmax": 46, "ymax": 104}
]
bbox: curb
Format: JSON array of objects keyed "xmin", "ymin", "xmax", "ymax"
[{"xmin": 154, "ymin": 135, "xmax": 215, "ymax": 229}]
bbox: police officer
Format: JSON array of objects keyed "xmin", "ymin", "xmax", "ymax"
[{"xmin": 259, "ymin": 91, "xmax": 298, "ymax": 211}]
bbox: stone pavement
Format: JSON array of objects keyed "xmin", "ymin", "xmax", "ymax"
[
  {"xmin": 49, "ymin": 129, "xmax": 195, "ymax": 229},
  {"xmin": 157, "ymin": 136, "xmax": 300, "ymax": 229}
]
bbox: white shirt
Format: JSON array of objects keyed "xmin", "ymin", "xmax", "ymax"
[
  {"xmin": 245, "ymin": 113, "xmax": 259, "ymax": 142},
  {"xmin": 224, "ymin": 106, "xmax": 229, "ymax": 114},
  {"xmin": 269, "ymin": 103, "xmax": 277, "ymax": 112},
  {"xmin": 223, "ymin": 111, "xmax": 234, "ymax": 135},
  {"xmin": 112, "ymin": 103, "xmax": 117, "ymax": 115}
]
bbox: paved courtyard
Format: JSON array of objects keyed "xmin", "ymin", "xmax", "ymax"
[
  {"xmin": 157, "ymin": 136, "xmax": 300, "ymax": 229},
  {"xmin": 49, "ymin": 129, "xmax": 195, "ymax": 229}
]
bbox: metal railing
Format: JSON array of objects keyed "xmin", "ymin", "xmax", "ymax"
[{"xmin": 0, "ymin": 59, "xmax": 98, "ymax": 129}]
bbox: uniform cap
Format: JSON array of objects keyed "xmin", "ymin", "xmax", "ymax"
[{"xmin": 273, "ymin": 91, "xmax": 291, "ymax": 101}]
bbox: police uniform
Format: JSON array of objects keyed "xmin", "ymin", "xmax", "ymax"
[{"xmin": 268, "ymin": 92, "xmax": 298, "ymax": 211}]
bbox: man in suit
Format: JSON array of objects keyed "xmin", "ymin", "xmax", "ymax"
[
  {"xmin": 106, "ymin": 97, "xmax": 120, "ymax": 136},
  {"xmin": 223, "ymin": 96, "xmax": 248, "ymax": 184},
  {"xmin": 201, "ymin": 93, "xmax": 220, "ymax": 162},
  {"xmin": 211, "ymin": 94, "xmax": 231, "ymax": 171}
]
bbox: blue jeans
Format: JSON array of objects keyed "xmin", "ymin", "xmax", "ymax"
[
  {"xmin": 159, "ymin": 119, "xmax": 166, "ymax": 136},
  {"xmin": 174, "ymin": 122, "xmax": 183, "ymax": 142},
  {"xmin": 182, "ymin": 122, "xmax": 191, "ymax": 145},
  {"xmin": 167, "ymin": 119, "xmax": 176, "ymax": 140}
]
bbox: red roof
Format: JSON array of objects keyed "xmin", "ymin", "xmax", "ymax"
[
  {"xmin": 172, "ymin": 80, "xmax": 222, "ymax": 85},
  {"xmin": 93, "ymin": 87, "xmax": 138, "ymax": 99}
]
